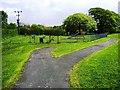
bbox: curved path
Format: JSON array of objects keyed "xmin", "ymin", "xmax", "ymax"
[{"xmin": 13, "ymin": 39, "xmax": 117, "ymax": 88}]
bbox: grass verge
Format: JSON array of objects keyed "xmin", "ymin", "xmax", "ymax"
[
  {"xmin": 70, "ymin": 39, "xmax": 119, "ymax": 88},
  {"xmin": 2, "ymin": 45, "xmax": 50, "ymax": 88}
]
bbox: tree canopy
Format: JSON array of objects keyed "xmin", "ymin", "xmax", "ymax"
[
  {"xmin": 0, "ymin": 11, "xmax": 8, "ymax": 23},
  {"xmin": 89, "ymin": 7, "xmax": 120, "ymax": 33},
  {"xmin": 63, "ymin": 13, "xmax": 97, "ymax": 35},
  {"xmin": 7, "ymin": 23, "xmax": 16, "ymax": 29},
  {"xmin": 0, "ymin": 11, "xmax": 8, "ymax": 28}
]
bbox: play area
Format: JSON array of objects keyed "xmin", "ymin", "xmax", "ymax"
[
  {"xmin": 28, "ymin": 33, "xmax": 108, "ymax": 44},
  {"xmin": 2, "ymin": 33, "xmax": 119, "ymax": 89}
]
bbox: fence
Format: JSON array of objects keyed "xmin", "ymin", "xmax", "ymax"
[{"xmin": 87, "ymin": 34, "xmax": 107, "ymax": 41}]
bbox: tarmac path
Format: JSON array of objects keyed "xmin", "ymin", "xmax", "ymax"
[{"xmin": 13, "ymin": 38, "xmax": 117, "ymax": 88}]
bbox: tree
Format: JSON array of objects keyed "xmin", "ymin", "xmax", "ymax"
[
  {"xmin": 53, "ymin": 25, "xmax": 65, "ymax": 35},
  {"xmin": 30, "ymin": 24, "xmax": 45, "ymax": 35},
  {"xmin": 63, "ymin": 13, "xmax": 97, "ymax": 35},
  {"xmin": 117, "ymin": 14, "xmax": 120, "ymax": 32},
  {"xmin": 111, "ymin": 12, "xmax": 120, "ymax": 33},
  {"xmin": 7, "ymin": 23, "xmax": 16, "ymax": 29},
  {"xmin": 0, "ymin": 11, "xmax": 8, "ymax": 28},
  {"xmin": 89, "ymin": 7, "xmax": 120, "ymax": 33},
  {"xmin": 20, "ymin": 24, "xmax": 30, "ymax": 35},
  {"xmin": 38, "ymin": 24, "xmax": 44, "ymax": 34}
]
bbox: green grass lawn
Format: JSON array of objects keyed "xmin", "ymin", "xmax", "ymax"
[
  {"xmin": 70, "ymin": 39, "xmax": 119, "ymax": 88},
  {"xmin": 52, "ymin": 34, "xmax": 118, "ymax": 58},
  {"xmin": 2, "ymin": 33, "xmax": 118, "ymax": 88}
]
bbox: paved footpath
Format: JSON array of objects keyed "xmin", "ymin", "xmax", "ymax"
[{"xmin": 12, "ymin": 39, "xmax": 117, "ymax": 88}]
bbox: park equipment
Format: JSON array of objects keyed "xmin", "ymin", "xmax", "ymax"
[
  {"xmin": 49, "ymin": 38, "xmax": 54, "ymax": 43},
  {"xmin": 62, "ymin": 32, "xmax": 85, "ymax": 43},
  {"xmin": 40, "ymin": 37, "xmax": 43, "ymax": 43},
  {"xmin": 46, "ymin": 36, "xmax": 54, "ymax": 43},
  {"xmin": 39, "ymin": 34, "xmax": 46, "ymax": 43},
  {"xmin": 67, "ymin": 32, "xmax": 80, "ymax": 39},
  {"xmin": 65, "ymin": 32, "xmax": 85, "ymax": 42},
  {"xmin": 31, "ymin": 34, "xmax": 36, "ymax": 43}
]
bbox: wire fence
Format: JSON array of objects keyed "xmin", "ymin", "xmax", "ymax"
[{"xmin": 87, "ymin": 34, "xmax": 107, "ymax": 41}]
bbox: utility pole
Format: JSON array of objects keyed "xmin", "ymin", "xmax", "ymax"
[{"xmin": 14, "ymin": 11, "xmax": 22, "ymax": 34}]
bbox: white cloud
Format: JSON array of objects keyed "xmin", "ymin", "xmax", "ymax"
[
  {"xmin": 0, "ymin": 0, "xmax": 120, "ymax": 26},
  {"xmin": 0, "ymin": 0, "xmax": 21, "ymax": 4},
  {"xmin": 53, "ymin": 7, "xmax": 62, "ymax": 12}
]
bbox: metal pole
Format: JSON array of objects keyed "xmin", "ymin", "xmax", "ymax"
[{"xmin": 14, "ymin": 11, "xmax": 22, "ymax": 34}]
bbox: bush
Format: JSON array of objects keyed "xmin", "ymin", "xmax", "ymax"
[{"xmin": 2, "ymin": 28, "xmax": 17, "ymax": 39}]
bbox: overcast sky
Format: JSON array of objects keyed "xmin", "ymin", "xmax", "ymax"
[{"xmin": 0, "ymin": 0, "xmax": 120, "ymax": 26}]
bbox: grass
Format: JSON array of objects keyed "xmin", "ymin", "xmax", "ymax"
[
  {"xmin": 52, "ymin": 34, "xmax": 118, "ymax": 58},
  {"xmin": 70, "ymin": 39, "xmax": 119, "ymax": 88},
  {"xmin": 2, "ymin": 33, "xmax": 118, "ymax": 88},
  {"xmin": 2, "ymin": 36, "xmax": 51, "ymax": 88}
]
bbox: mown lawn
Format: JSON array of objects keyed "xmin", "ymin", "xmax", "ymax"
[
  {"xmin": 52, "ymin": 34, "xmax": 118, "ymax": 58},
  {"xmin": 2, "ymin": 34, "xmax": 118, "ymax": 88},
  {"xmin": 70, "ymin": 38, "xmax": 119, "ymax": 88}
]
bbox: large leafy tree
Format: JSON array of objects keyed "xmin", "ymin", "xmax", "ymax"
[
  {"xmin": 63, "ymin": 13, "xmax": 97, "ymax": 35},
  {"xmin": 0, "ymin": 11, "xmax": 8, "ymax": 28},
  {"xmin": 89, "ymin": 7, "xmax": 120, "ymax": 33},
  {"xmin": 112, "ymin": 12, "xmax": 120, "ymax": 33}
]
